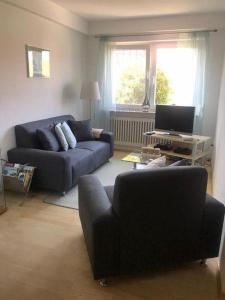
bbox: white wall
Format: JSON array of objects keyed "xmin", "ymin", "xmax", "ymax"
[
  {"xmin": 88, "ymin": 12, "xmax": 225, "ymax": 36},
  {"xmin": 87, "ymin": 13, "xmax": 225, "ymax": 138},
  {"xmin": 213, "ymin": 54, "xmax": 225, "ymax": 293},
  {"xmin": 1, "ymin": 0, "xmax": 88, "ymax": 34},
  {"xmin": 203, "ymin": 29, "xmax": 225, "ymax": 137},
  {"xmin": 0, "ymin": 1, "xmax": 88, "ymax": 158},
  {"xmin": 213, "ymin": 55, "xmax": 225, "ymax": 202}
]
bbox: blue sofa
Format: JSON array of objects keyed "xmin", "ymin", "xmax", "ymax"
[{"xmin": 7, "ymin": 115, "xmax": 114, "ymax": 193}]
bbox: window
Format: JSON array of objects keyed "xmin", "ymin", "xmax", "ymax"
[
  {"xmin": 112, "ymin": 47, "xmax": 147, "ymax": 107},
  {"xmin": 111, "ymin": 42, "xmax": 197, "ymax": 110},
  {"xmin": 155, "ymin": 47, "xmax": 196, "ymax": 106}
]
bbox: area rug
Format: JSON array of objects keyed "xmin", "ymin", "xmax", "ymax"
[{"xmin": 43, "ymin": 158, "xmax": 132, "ymax": 209}]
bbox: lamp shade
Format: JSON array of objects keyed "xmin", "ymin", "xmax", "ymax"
[
  {"xmin": 80, "ymin": 82, "xmax": 88, "ymax": 100},
  {"xmin": 80, "ymin": 81, "xmax": 101, "ymax": 101},
  {"xmin": 89, "ymin": 81, "xmax": 101, "ymax": 101}
]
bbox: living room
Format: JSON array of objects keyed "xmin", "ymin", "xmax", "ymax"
[{"xmin": 1, "ymin": 0, "xmax": 225, "ymax": 299}]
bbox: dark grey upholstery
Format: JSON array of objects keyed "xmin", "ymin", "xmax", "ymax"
[
  {"xmin": 8, "ymin": 115, "xmax": 114, "ymax": 193},
  {"xmin": 79, "ymin": 176, "xmax": 120, "ymax": 279},
  {"xmin": 104, "ymin": 186, "xmax": 114, "ymax": 203},
  {"xmin": 68, "ymin": 119, "xmax": 93, "ymax": 142},
  {"xmin": 98, "ymin": 132, "xmax": 114, "ymax": 157},
  {"xmin": 76, "ymin": 141, "xmax": 111, "ymax": 168},
  {"xmin": 15, "ymin": 115, "xmax": 74, "ymax": 149},
  {"xmin": 8, "ymin": 148, "xmax": 73, "ymax": 192},
  {"xmin": 78, "ymin": 167, "xmax": 225, "ymax": 280},
  {"xmin": 36, "ymin": 128, "xmax": 60, "ymax": 151},
  {"xmin": 200, "ymin": 194, "xmax": 225, "ymax": 258}
]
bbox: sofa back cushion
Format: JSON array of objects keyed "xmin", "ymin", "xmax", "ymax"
[
  {"xmin": 68, "ymin": 120, "xmax": 93, "ymax": 142},
  {"xmin": 112, "ymin": 166, "xmax": 208, "ymax": 273},
  {"xmin": 36, "ymin": 128, "xmax": 60, "ymax": 151},
  {"xmin": 15, "ymin": 115, "xmax": 74, "ymax": 148}
]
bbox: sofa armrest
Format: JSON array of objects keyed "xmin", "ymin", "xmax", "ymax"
[
  {"xmin": 78, "ymin": 175, "xmax": 119, "ymax": 279},
  {"xmin": 200, "ymin": 194, "xmax": 225, "ymax": 258},
  {"xmin": 7, "ymin": 148, "xmax": 72, "ymax": 192},
  {"xmin": 97, "ymin": 131, "xmax": 114, "ymax": 157}
]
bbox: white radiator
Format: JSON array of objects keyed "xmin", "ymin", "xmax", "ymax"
[{"xmin": 110, "ymin": 114, "xmax": 155, "ymax": 149}]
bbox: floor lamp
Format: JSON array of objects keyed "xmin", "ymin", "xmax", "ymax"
[{"xmin": 80, "ymin": 81, "xmax": 101, "ymax": 120}]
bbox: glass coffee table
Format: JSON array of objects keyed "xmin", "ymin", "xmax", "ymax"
[{"xmin": 122, "ymin": 152, "xmax": 154, "ymax": 169}]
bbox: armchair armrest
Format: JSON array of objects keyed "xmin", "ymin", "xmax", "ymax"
[
  {"xmin": 78, "ymin": 175, "xmax": 119, "ymax": 279},
  {"xmin": 200, "ymin": 194, "xmax": 225, "ymax": 258},
  {"xmin": 97, "ymin": 131, "xmax": 114, "ymax": 157},
  {"xmin": 7, "ymin": 148, "xmax": 72, "ymax": 192}
]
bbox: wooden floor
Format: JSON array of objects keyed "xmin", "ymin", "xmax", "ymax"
[{"xmin": 0, "ymin": 152, "xmax": 222, "ymax": 300}]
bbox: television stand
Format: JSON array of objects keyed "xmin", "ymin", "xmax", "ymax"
[
  {"xmin": 143, "ymin": 131, "xmax": 212, "ymax": 166},
  {"xmin": 161, "ymin": 132, "xmax": 182, "ymax": 137}
]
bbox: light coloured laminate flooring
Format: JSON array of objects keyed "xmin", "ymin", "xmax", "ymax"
[{"xmin": 0, "ymin": 152, "xmax": 222, "ymax": 300}]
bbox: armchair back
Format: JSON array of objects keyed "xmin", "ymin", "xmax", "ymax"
[{"xmin": 113, "ymin": 166, "xmax": 208, "ymax": 274}]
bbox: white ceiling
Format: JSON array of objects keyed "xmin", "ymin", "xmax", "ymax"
[{"xmin": 51, "ymin": 0, "xmax": 225, "ymax": 21}]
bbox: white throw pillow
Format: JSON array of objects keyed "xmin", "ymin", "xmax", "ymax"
[
  {"xmin": 61, "ymin": 121, "xmax": 77, "ymax": 148},
  {"xmin": 144, "ymin": 156, "xmax": 166, "ymax": 169},
  {"xmin": 55, "ymin": 123, "xmax": 69, "ymax": 151}
]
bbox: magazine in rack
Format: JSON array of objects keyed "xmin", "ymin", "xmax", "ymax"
[{"xmin": 3, "ymin": 162, "xmax": 35, "ymax": 194}]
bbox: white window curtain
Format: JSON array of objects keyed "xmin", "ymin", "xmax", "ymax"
[
  {"xmin": 178, "ymin": 32, "xmax": 209, "ymax": 134},
  {"xmin": 93, "ymin": 38, "xmax": 116, "ymax": 130}
]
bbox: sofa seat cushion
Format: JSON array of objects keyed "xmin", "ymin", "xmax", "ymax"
[
  {"xmin": 76, "ymin": 141, "xmax": 111, "ymax": 168},
  {"xmin": 76, "ymin": 141, "xmax": 108, "ymax": 152},
  {"xmin": 61, "ymin": 148, "xmax": 96, "ymax": 185}
]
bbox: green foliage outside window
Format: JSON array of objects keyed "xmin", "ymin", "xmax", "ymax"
[
  {"xmin": 115, "ymin": 66, "xmax": 172, "ymax": 106},
  {"xmin": 115, "ymin": 65, "xmax": 145, "ymax": 105},
  {"xmin": 155, "ymin": 68, "xmax": 172, "ymax": 105}
]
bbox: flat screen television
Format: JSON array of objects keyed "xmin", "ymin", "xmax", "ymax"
[{"xmin": 155, "ymin": 105, "xmax": 195, "ymax": 135}]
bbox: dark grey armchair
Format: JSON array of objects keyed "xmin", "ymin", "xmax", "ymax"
[{"xmin": 78, "ymin": 166, "xmax": 224, "ymax": 281}]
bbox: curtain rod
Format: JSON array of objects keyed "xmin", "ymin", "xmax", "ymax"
[{"xmin": 94, "ymin": 29, "xmax": 218, "ymax": 38}]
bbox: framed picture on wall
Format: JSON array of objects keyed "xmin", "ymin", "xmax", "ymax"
[{"xmin": 25, "ymin": 45, "xmax": 50, "ymax": 78}]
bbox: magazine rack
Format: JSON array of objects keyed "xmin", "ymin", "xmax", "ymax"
[{"xmin": 3, "ymin": 163, "xmax": 35, "ymax": 195}]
